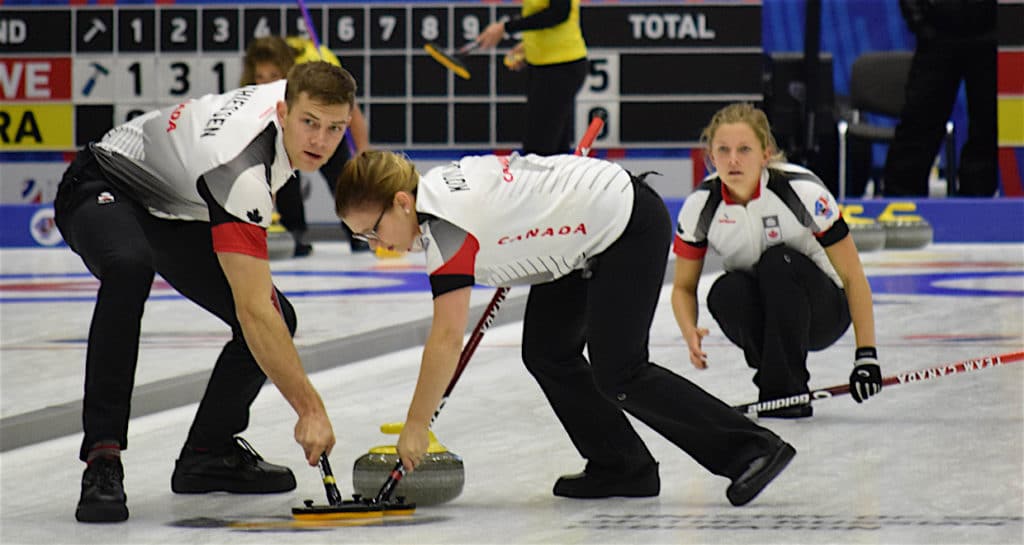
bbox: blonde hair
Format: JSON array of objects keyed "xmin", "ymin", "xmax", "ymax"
[
  {"xmin": 700, "ymin": 103, "xmax": 786, "ymax": 170},
  {"xmin": 335, "ymin": 150, "xmax": 419, "ymax": 217},
  {"xmin": 240, "ymin": 36, "xmax": 296, "ymax": 86}
]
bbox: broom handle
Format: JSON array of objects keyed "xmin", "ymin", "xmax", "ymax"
[
  {"xmin": 317, "ymin": 453, "xmax": 344, "ymax": 506},
  {"xmin": 734, "ymin": 350, "xmax": 1024, "ymax": 414}
]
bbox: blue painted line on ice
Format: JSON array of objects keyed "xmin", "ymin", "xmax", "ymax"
[
  {"xmin": 869, "ymin": 271, "xmax": 1024, "ymax": 298},
  {"xmin": 2, "ymin": 270, "xmax": 1021, "ymax": 303},
  {"xmin": 0, "ymin": 270, "xmax": 431, "ymax": 303}
]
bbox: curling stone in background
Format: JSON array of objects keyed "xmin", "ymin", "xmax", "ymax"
[
  {"xmin": 268, "ymin": 212, "xmax": 295, "ymax": 260},
  {"xmin": 877, "ymin": 202, "xmax": 933, "ymax": 250},
  {"xmin": 352, "ymin": 422, "xmax": 464, "ymax": 506},
  {"xmin": 842, "ymin": 204, "xmax": 886, "ymax": 253}
]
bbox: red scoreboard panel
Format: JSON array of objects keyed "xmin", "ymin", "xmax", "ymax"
[{"xmin": 0, "ymin": 1, "xmax": 762, "ymax": 153}]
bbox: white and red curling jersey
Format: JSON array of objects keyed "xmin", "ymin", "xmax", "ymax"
[
  {"xmin": 91, "ymin": 81, "xmax": 295, "ymax": 257},
  {"xmin": 416, "ymin": 153, "xmax": 634, "ymax": 296},
  {"xmin": 673, "ymin": 163, "xmax": 849, "ymax": 286}
]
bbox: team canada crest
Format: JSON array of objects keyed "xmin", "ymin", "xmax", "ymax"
[{"xmin": 762, "ymin": 215, "xmax": 781, "ymax": 244}]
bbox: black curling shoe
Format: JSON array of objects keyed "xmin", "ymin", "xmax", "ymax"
[
  {"xmin": 553, "ymin": 462, "xmax": 660, "ymax": 499},
  {"xmin": 726, "ymin": 440, "xmax": 796, "ymax": 506},
  {"xmin": 76, "ymin": 457, "xmax": 129, "ymax": 523},
  {"xmin": 171, "ymin": 436, "xmax": 295, "ymax": 494}
]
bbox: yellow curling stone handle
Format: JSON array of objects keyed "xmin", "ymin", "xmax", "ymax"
[
  {"xmin": 368, "ymin": 422, "xmax": 449, "ymax": 454},
  {"xmin": 877, "ymin": 202, "xmax": 925, "ymax": 223},
  {"xmin": 268, "ymin": 212, "xmax": 287, "ymax": 233}
]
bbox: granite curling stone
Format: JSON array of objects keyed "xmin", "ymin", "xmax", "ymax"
[
  {"xmin": 880, "ymin": 217, "xmax": 933, "ymax": 250},
  {"xmin": 352, "ymin": 422, "xmax": 464, "ymax": 506}
]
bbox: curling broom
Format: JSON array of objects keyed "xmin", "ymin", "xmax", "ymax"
[
  {"xmin": 424, "ymin": 41, "xmax": 480, "ymax": 80},
  {"xmin": 734, "ymin": 350, "xmax": 1024, "ymax": 415},
  {"xmin": 291, "ymin": 453, "xmax": 415, "ymax": 520}
]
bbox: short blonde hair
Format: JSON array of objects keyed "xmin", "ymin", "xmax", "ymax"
[
  {"xmin": 700, "ymin": 103, "xmax": 786, "ymax": 169},
  {"xmin": 335, "ymin": 150, "xmax": 419, "ymax": 217}
]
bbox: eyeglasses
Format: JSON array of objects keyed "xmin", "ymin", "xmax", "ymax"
[{"xmin": 352, "ymin": 206, "xmax": 388, "ymax": 243}]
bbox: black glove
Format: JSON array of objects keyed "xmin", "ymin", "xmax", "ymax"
[{"xmin": 850, "ymin": 347, "xmax": 883, "ymax": 403}]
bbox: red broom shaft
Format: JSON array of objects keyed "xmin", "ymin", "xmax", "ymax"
[{"xmin": 735, "ymin": 350, "xmax": 1024, "ymax": 414}]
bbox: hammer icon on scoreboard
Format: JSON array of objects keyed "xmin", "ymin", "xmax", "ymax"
[
  {"xmin": 82, "ymin": 63, "xmax": 110, "ymax": 96},
  {"xmin": 83, "ymin": 18, "xmax": 108, "ymax": 43}
]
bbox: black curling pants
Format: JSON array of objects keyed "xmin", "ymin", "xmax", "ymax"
[
  {"xmin": 707, "ymin": 245, "xmax": 851, "ymax": 402},
  {"xmin": 55, "ymin": 147, "xmax": 297, "ymax": 461},
  {"xmin": 275, "ymin": 139, "xmax": 355, "ymax": 240},
  {"xmin": 883, "ymin": 35, "xmax": 997, "ymax": 196},
  {"xmin": 275, "ymin": 173, "xmax": 306, "ymax": 236},
  {"xmin": 523, "ymin": 59, "xmax": 587, "ymax": 156},
  {"xmin": 521, "ymin": 180, "xmax": 781, "ymax": 481}
]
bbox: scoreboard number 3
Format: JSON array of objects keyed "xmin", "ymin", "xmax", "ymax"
[
  {"xmin": 168, "ymin": 61, "xmax": 190, "ymax": 95},
  {"xmin": 210, "ymin": 17, "xmax": 231, "ymax": 44}
]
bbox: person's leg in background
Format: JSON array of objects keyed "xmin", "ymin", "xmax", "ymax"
[
  {"xmin": 275, "ymin": 174, "xmax": 312, "ymax": 256},
  {"xmin": 319, "ymin": 142, "xmax": 370, "ymax": 252},
  {"xmin": 523, "ymin": 59, "xmax": 588, "ymax": 156},
  {"xmin": 955, "ymin": 36, "xmax": 998, "ymax": 196},
  {"xmin": 882, "ymin": 39, "xmax": 963, "ymax": 196},
  {"xmin": 846, "ymin": 137, "xmax": 873, "ymax": 197}
]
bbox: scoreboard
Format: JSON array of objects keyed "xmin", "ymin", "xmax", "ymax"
[{"xmin": 0, "ymin": 1, "xmax": 762, "ymax": 153}]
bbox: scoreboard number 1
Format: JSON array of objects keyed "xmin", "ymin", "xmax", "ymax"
[
  {"xmin": 196, "ymin": 57, "xmax": 240, "ymax": 96},
  {"xmin": 112, "ymin": 57, "xmax": 154, "ymax": 100}
]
